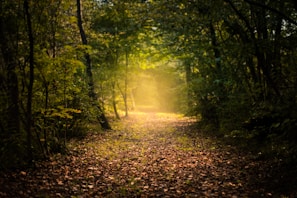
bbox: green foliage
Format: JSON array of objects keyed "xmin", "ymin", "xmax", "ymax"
[
  {"xmin": 0, "ymin": 0, "xmax": 102, "ymax": 168},
  {"xmin": 148, "ymin": 0, "xmax": 297, "ymax": 155},
  {"xmin": 43, "ymin": 106, "xmax": 82, "ymax": 119},
  {"xmin": 1, "ymin": 0, "xmax": 297, "ymax": 168}
]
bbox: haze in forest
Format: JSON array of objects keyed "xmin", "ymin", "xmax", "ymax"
[
  {"xmin": 133, "ymin": 72, "xmax": 178, "ymax": 112},
  {"xmin": 1, "ymin": 1, "xmax": 297, "ymax": 187}
]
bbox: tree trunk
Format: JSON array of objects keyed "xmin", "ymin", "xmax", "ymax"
[
  {"xmin": 252, "ymin": 6, "xmax": 281, "ymax": 99},
  {"xmin": 124, "ymin": 49, "xmax": 129, "ymax": 117},
  {"xmin": 208, "ymin": 23, "xmax": 222, "ymax": 129},
  {"xmin": 130, "ymin": 90, "xmax": 136, "ymax": 111},
  {"xmin": 184, "ymin": 59, "xmax": 193, "ymax": 111},
  {"xmin": 111, "ymin": 81, "xmax": 120, "ymax": 120},
  {"xmin": 209, "ymin": 22, "xmax": 226, "ymax": 102},
  {"xmin": 24, "ymin": 0, "xmax": 34, "ymax": 165},
  {"xmin": 76, "ymin": 0, "xmax": 111, "ymax": 130}
]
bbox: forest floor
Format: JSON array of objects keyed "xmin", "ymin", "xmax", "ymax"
[{"xmin": 1, "ymin": 111, "xmax": 297, "ymax": 197}]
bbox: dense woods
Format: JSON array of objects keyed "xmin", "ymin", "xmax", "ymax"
[{"xmin": 1, "ymin": 0, "xmax": 297, "ymax": 170}]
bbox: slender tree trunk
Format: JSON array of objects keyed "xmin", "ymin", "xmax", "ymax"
[
  {"xmin": 272, "ymin": 1, "xmax": 284, "ymax": 90},
  {"xmin": 76, "ymin": 0, "xmax": 111, "ymax": 130},
  {"xmin": 253, "ymin": 6, "xmax": 281, "ymax": 99},
  {"xmin": 130, "ymin": 90, "xmax": 136, "ymax": 111},
  {"xmin": 209, "ymin": 24, "xmax": 221, "ymax": 74},
  {"xmin": 124, "ymin": 49, "xmax": 129, "ymax": 117},
  {"xmin": 111, "ymin": 81, "xmax": 120, "ymax": 120},
  {"xmin": 44, "ymin": 82, "xmax": 49, "ymax": 155},
  {"xmin": 209, "ymin": 22, "xmax": 225, "ymax": 101},
  {"xmin": 184, "ymin": 59, "xmax": 193, "ymax": 111},
  {"xmin": 24, "ymin": 0, "xmax": 34, "ymax": 165},
  {"xmin": 208, "ymin": 22, "xmax": 223, "ymax": 128},
  {"xmin": 76, "ymin": 0, "xmax": 94, "ymax": 98}
]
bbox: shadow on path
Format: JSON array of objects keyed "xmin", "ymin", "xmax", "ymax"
[{"xmin": 0, "ymin": 111, "xmax": 296, "ymax": 197}]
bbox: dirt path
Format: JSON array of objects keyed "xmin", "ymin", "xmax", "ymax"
[{"xmin": 0, "ymin": 112, "xmax": 293, "ymax": 197}]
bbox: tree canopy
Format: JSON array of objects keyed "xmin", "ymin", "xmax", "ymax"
[{"xmin": 1, "ymin": 0, "xmax": 297, "ymax": 168}]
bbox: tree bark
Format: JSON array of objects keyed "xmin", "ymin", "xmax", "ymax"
[
  {"xmin": 209, "ymin": 22, "xmax": 226, "ymax": 101},
  {"xmin": 124, "ymin": 49, "xmax": 129, "ymax": 117},
  {"xmin": 76, "ymin": 0, "xmax": 111, "ymax": 130},
  {"xmin": 184, "ymin": 58, "xmax": 193, "ymax": 111},
  {"xmin": 24, "ymin": 0, "xmax": 34, "ymax": 165},
  {"xmin": 243, "ymin": 0, "xmax": 297, "ymax": 26},
  {"xmin": 111, "ymin": 81, "xmax": 120, "ymax": 120},
  {"xmin": 252, "ymin": 6, "xmax": 281, "ymax": 99}
]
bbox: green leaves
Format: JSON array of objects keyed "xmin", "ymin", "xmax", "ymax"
[{"xmin": 41, "ymin": 106, "xmax": 82, "ymax": 119}]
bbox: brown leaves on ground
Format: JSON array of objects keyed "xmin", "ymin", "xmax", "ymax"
[{"xmin": 0, "ymin": 112, "xmax": 296, "ymax": 197}]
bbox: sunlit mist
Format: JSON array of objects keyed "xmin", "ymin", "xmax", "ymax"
[
  {"xmin": 133, "ymin": 73, "xmax": 159, "ymax": 112},
  {"xmin": 132, "ymin": 67, "xmax": 185, "ymax": 113}
]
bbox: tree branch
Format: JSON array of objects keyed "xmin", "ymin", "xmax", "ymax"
[{"xmin": 243, "ymin": 0, "xmax": 297, "ymax": 26}]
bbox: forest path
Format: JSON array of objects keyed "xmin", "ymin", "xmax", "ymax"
[{"xmin": 0, "ymin": 112, "xmax": 286, "ymax": 197}]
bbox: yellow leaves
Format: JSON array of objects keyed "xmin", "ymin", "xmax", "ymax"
[
  {"xmin": 75, "ymin": 44, "xmax": 93, "ymax": 55},
  {"xmin": 68, "ymin": 16, "xmax": 77, "ymax": 24},
  {"xmin": 41, "ymin": 106, "xmax": 82, "ymax": 119},
  {"xmin": 178, "ymin": 3, "xmax": 185, "ymax": 10}
]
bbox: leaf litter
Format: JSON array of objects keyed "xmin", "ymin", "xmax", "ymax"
[{"xmin": 0, "ymin": 112, "xmax": 296, "ymax": 197}]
